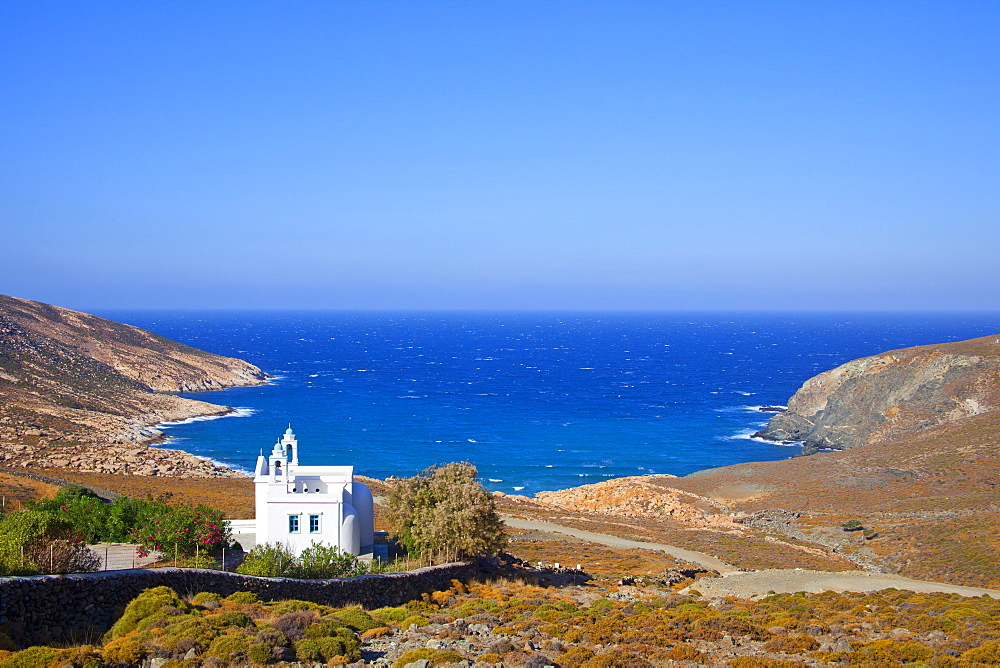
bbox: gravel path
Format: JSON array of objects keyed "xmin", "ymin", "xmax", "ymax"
[
  {"xmin": 502, "ymin": 517, "xmax": 740, "ymax": 574},
  {"xmin": 684, "ymin": 569, "xmax": 1000, "ymax": 599}
]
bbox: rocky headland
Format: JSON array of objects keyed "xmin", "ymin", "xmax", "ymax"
[
  {"xmin": 753, "ymin": 334, "xmax": 1000, "ymax": 454},
  {"xmin": 0, "ymin": 294, "xmax": 269, "ymax": 477}
]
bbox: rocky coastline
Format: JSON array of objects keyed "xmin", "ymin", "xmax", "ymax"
[
  {"xmin": 0, "ymin": 294, "xmax": 269, "ymax": 478},
  {"xmin": 753, "ymin": 334, "xmax": 1000, "ymax": 454}
]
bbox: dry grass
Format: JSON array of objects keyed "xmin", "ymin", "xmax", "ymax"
[
  {"xmin": 504, "ymin": 527, "xmax": 691, "ymax": 577},
  {"xmin": 0, "ymin": 470, "xmax": 60, "ymax": 511}
]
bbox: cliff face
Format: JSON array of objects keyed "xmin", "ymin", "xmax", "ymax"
[
  {"xmin": 0, "ymin": 294, "xmax": 269, "ymax": 452},
  {"xmin": 755, "ymin": 334, "xmax": 1000, "ymax": 454}
]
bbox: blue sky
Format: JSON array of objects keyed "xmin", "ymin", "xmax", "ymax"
[{"xmin": 2, "ymin": 1, "xmax": 998, "ymax": 311}]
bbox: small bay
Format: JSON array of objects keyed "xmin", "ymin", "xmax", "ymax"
[{"xmin": 97, "ymin": 310, "xmax": 1000, "ymax": 494}]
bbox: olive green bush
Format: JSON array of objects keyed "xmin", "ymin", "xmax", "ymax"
[{"xmin": 385, "ymin": 462, "xmax": 507, "ymax": 559}]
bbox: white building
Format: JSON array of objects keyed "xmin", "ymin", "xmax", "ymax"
[{"xmin": 252, "ymin": 426, "xmax": 374, "ymax": 556}]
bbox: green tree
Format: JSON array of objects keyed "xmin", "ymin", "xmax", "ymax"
[
  {"xmin": 385, "ymin": 462, "xmax": 506, "ymax": 559},
  {"xmin": 0, "ymin": 510, "xmax": 99, "ymax": 575}
]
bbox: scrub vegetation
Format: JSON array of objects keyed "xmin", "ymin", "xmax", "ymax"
[
  {"xmin": 235, "ymin": 541, "xmax": 389, "ymax": 579},
  {"xmin": 5, "ymin": 578, "xmax": 1000, "ymax": 666}
]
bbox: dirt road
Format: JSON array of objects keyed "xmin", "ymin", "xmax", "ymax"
[
  {"xmin": 504, "ymin": 516, "xmax": 1000, "ymax": 599},
  {"xmin": 503, "ymin": 517, "xmax": 740, "ymax": 574},
  {"xmin": 685, "ymin": 569, "xmax": 1000, "ymax": 599}
]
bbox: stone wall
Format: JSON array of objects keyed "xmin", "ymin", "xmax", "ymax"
[{"xmin": 0, "ymin": 562, "xmax": 482, "ymax": 647}]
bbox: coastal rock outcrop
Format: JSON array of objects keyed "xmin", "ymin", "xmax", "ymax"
[
  {"xmin": 0, "ymin": 294, "xmax": 269, "ymax": 475},
  {"xmin": 754, "ymin": 334, "xmax": 1000, "ymax": 454},
  {"xmin": 533, "ymin": 476, "xmax": 739, "ymax": 530}
]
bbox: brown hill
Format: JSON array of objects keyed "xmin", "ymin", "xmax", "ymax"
[
  {"xmin": 755, "ymin": 334, "xmax": 1000, "ymax": 453},
  {"xmin": 0, "ymin": 294, "xmax": 269, "ymax": 475}
]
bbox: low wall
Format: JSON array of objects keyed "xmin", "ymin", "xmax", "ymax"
[{"xmin": 0, "ymin": 561, "xmax": 483, "ymax": 647}]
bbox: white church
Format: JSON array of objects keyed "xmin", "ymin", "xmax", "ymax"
[{"xmin": 250, "ymin": 426, "xmax": 375, "ymax": 556}]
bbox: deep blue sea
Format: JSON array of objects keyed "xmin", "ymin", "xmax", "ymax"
[{"xmin": 95, "ymin": 311, "xmax": 1000, "ymax": 495}]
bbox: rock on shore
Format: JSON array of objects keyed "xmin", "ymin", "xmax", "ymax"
[
  {"xmin": 753, "ymin": 334, "xmax": 1000, "ymax": 454},
  {"xmin": 0, "ymin": 294, "xmax": 269, "ymax": 476}
]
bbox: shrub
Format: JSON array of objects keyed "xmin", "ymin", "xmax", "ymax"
[
  {"xmin": 235, "ymin": 542, "xmax": 298, "ymax": 578},
  {"xmin": 727, "ymin": 659, "xmax": 801, "ymax": 668},
  {"xmin": 28, "ymin": 490, "xmax": 231, "ymax": 556},
  {"xmin": 314, "ymin": 631, "xmax": 361, "ymax": 662},
  {"xmin": 399, "ymin": 614, "xmax": 429, "ymax": 628},
  {"xmin": 207, "ymin": 611, "xmax": 254, "ymax": 628},
  {"xmin": 393, "ymin": 648, "xmax": 435, "ymax": 667},
  {"xmin": 897, "ymin": 640, "xmax": 934, "ymax": 662},
  {"xmin": 246, "ymin": 642, "xmax": 274, "ymax": 664},
  {"xmin": 254, "ymin": 627, "xmax": 289, "ymax": 648},
  {"xmin": 694, "ymin": 615, "xmax": 771, "ymax": 640},
  {"xmin": 0, "ymin": 646, "xmax": 63, "ymax": 668},
  {"xmin": 582, "ymin": 649, "xmax": 648, "ymax": 667},
  {"xmin": 385, "ymin": 462, "xmax": 507, "ymax": 558},
  {"xmin": 763, "ymin": 634, "xmax": 820, "ymax": 653},
  {"xmin": 54, "ymin": 644, "xmax": 105, "ymax": 667},
  {"xmin": 103, "ymin": 586, "xmax": 193, "ymax": 641},
  {"xmin": 426, "ymin": 649, "xmax": 466, "ymax": 665},
  {"xmin": 291, "ymin": 633, "xmax": 360, "ymax": 663},
  {"xmin": 294, "ymin": 638, "xmax": 323, "ymax": 663},
  {"xmin": 224, "ymin": 591, "xmax": 260, "ymax": 605},
  {"xmin": 235, "ymin": 540, "xmax": 378, "ymax": 579},
  {"xmin": 128, "ymin": 501, "xmax": 230, "ymax": 558},
  {"xmin": 961, "ymin": 640, "xmax": 1000, "ymax": 664},
  {"xmin": 100, "ymin": 636, "xmax": 145, "ymax": 665},
  {"xmin": 360, "ymin": 627, "xmax": 392, "ymax": 640},
  {"xmin": 22, "ymin": 537, "xmax": 100, "ymax": 574},
  {"xmin": 370, "ymin": 607, "xmax": 409, "ymax": 624},
  {"xmin": 157, "ymin": 616, "xmax": 223, "ymax": 653},
  {"xmin": 559, "ymin": 646, "xmax": 596, "ymax": 667},
  {"xmin": 205, "ymin": 631, "xmax": 254, "ymax": 662},
  {"xmin": 192, "ymin": 592, "xmax": 224, "ymax": 605},
  {"xmin": 304, "ymin": 619, "xmax": 347, "ymax": 639},
  {"xmin": 333, "ymin": 608, "xmax": 380, "ymax": 633},
  {"xmin": 663, "ymin": 644, "xmax": 705, "ymax": 661},
  {"xmin": 271, "ymin": 599, "xmax": 321, "ymax": 615},
  {"xmin": 0, "ymin": 510, "xmax": 76, "ymax": 575},
  {"xmin": 298, "ymin": 542, "xmax": 367, "ymax": 578},
  {"xmin": 272, "ymin": 611, "xmax": 317, "ymax": 643}
]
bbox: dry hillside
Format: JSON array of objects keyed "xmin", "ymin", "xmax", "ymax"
[{"xmin": 0, "ymin": 294, "xmax": 269, "ymax": 476}]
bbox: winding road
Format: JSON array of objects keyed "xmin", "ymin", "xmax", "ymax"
[{"xmin": 503, "ymin": 516, "xmax": 1000, "ymax": 600}]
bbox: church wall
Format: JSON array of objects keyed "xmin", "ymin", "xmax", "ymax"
[{"xmin": 264, "ymin": 496, "xmax": 346, "ymax": 554}]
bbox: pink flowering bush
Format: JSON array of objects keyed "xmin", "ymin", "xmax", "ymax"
[
  {"xmin": 27, "ymin": 486, "xmax": 231, "ymax": 559},
  {"xmin": 129, "ymin": 503, "xmax": 230, "ymax": 558}
]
